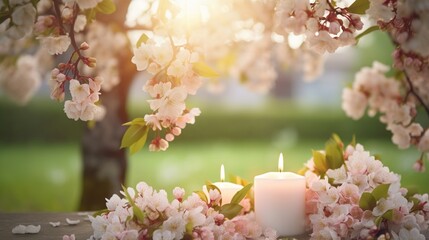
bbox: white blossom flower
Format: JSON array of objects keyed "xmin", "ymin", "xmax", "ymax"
[
  {"xmin": 7, "ymin": 3, "xmax": 36, "ymax": 39},
  {"xmin": 132, "ymin": 44, "xmax": 152, "ymax": 71},
  {"xmin": 74, "ymin": 15, "xmax": 87, "ymax": 32},
  {"xmin": 152, "ymin": 42, "xmax": 173, "ymax": 67},
  {"xmin": 64, "ymin": 100, "xmax": 81, "ymax": 121},
  {"xmin": 38, "ymin": 35, "xmax": 71, "ymax": 55},
  {"xmin": 366, "ymin": 0, "xmax": 395, "ymax": 23},
  {"xmin": 342, "ymin": 88, "xmax": 368, "ymax": 120},
  {"xmin": 0, "ymin": 55, "xmax": 41, "ymax": 105},
  {"xmin": 373, "ymin": 198, "xmax": 394, "ymax": 216},
  {"xmin": 162, "ymin": 214, "xmax": 186, "ymax": 240},
  {"xmin": 308, "ymin": 31, "xmax": 340, "ymax": 54},
  {"xmin": 153, "ymin": 229, "xmax": 175, "ymax": 240}
]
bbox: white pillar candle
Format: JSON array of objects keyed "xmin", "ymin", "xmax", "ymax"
[
  {"xmin": 203, "ymin": 164, "xmax": 243, "ymax": 205},
  {"xmin": 254, "ymin": 153, "xmax": 306, "ymax": 237}
]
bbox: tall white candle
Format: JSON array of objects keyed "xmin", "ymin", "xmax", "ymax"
[
  {"xmin": 203, "ymin": 164, "xmax": 243, "ymax": 205},
  {"xmin": 254, "ymin": 153, "xmax": 306, "ymax": 237}
]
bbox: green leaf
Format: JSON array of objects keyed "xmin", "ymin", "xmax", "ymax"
[
  {"xmin": 96, "ymin": 0, "xmax": 115, "ymax": 14},
  {"xmin": 193, "ymin": 62, "xmax": 219, "ymax": 78},
  {"xmin": 96, "ymin": 0, "xmax": 116, "ymax": 14},
  {"xmin": 382, "ymin": 209, "xmax": 393, "ymax": 221},
  {"xmin": 372, "ymin": 184, "xmax": 390, "ymax": 201},
  {"xmin": 374, "ymin": 215, "xmax": 383, "ymax": 227},
  {"xmin": 123, "ymin": 118, "xmax": 146, "ymax": 126},
  {"xmin": 405, "ymin": 186, "xmax": 419, "ymax": 199},
  {"xmin": 219, "ymin": 203, "xmax": 243, "ymax": 219},
  {"xmin": 92, "ymin": 208, "xmax": 109, "ymax": 217},
  {"xmin": 325, "ymin": 138, "xmax": 344, "ymax": 170},
  {"xmin": 410, "ymin": 197, "xmax": 422, "ymax": 212},
  {"xmin": 129, "ymin": 126, "xmax": 149, "ymax": 155},
  {"xmin": 121, "ymin": 124, "xmax": 147, "ymax": 149},
  {"xmin": 356, "ymin": 26, "xmax": 380, "ymax": 42},
  {"xmin": 359, "ymin": 192, "xmax": 377, "ymax": 211},
  {"xmin": 375, "ymin": 209, "xmax": 393, "ymax": 227},
  {"xmin": 136, "ymin": 33, "xmax": 149, "ymax": 48},
  {"xmin": 122, "ymin": 186, "xmax": 145, "ymax": 223},
  {"xmin": 230, "ymin": 183, "xmax": 253, "ymax": 204},
  {"xmin": 84, "ymin": 9, "xmax": 97, "ymax": 24},
  {"xmin": 132, "ymin": 204, "xmax": 146, "ymax": 223},
  {"xmin": 194, "ymin": 190, "xmax": 208, "ymax": 203},
  {"xmin": 348, "ymin": 0, "xmax": 370, "ymax": 14},
  {"xmin": 312, "ymin": 150, "xmax": 327, "ymax": 174},
  {"xmin": 350, "ymin": 135, "xmax": 357, "ymax": 147}
]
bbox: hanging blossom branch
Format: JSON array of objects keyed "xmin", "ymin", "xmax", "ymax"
[
  {"xmin": 341, "ymin": 0, "xmax": 429, "ymax": 171},
  {"xmin": 404, "ymin": 72, "xmax": 429, "ymax": 117}
]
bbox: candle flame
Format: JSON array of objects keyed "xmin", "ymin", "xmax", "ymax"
[
  {"xmin": 220, "ymin": 164, "xmax": 225, "ymax": 182},
  {"xmin": 278, "ymin": 153, "xmax": 284, "ymax": 172}
]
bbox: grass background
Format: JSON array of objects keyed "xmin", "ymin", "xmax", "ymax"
[{"xmin": 0, "ymin": 98, "xmax": 427, "ymax": 212}]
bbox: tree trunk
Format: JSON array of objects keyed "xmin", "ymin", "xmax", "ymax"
[{"xmin": 79, "ymin": 0, "xmax": 134, "ymax": 210}]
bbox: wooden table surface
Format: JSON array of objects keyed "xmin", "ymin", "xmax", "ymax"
[
  {"xmin": 0, "ymin": 212, "xmax": 94, "ymax": 240},
  {"xmin": 1, "ymin": 212, "xmax": 428, "ymax": 239}
]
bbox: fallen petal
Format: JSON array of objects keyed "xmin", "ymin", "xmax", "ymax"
[
  {"xmin": 63, "ymin": 234, "xmax": 76, "ymax": 240},
  {"xmin": 12, "ymin": 224, "xmax": 41, "ymax": 234},
  {"xmin": 25, "ymin": 225, "xmax": 41, "ymax": 234},
  {"xmin": 12, "ymin": 225, "xmax": 27, "ymax": 234},
  {"xmin": 66, "ymin": 218, "xmax": 80, "ymax": 225},
  {"xmin": 49, "ymin": 222, "xmax": 61, "ymax": 227}
]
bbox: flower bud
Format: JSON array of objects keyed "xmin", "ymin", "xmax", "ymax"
[
  {"xmin": 159, "ymin": 138, "xmax": 169, "ymax": 151},
  {"xmin": 166, "ymin": 133, "xmax": 175, "ymax": 142},
  {"xmin": 86, "ymin": 57, "xmax": 97, "ymax": 68},
  {"xmin": 171, "ymin": 127, "xmax": 181, "ymax": 136},
  {"xmin": 80, "ymin": 42, "xmax": 89, "ymax": 50}
]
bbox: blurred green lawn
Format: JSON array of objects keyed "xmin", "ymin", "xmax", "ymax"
[{"xmin": 0, "ymin": 139, "xmax": 426, "ymax": 212}]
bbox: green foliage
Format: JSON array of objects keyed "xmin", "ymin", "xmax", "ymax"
[
  {"xmin": 348, "ymin": 0, "xmax": 370, "ymax": 14},
  {"xmin": 121, "ymin": 118, "xmax": 149, "ymax": 155},
  {"xmin": 136, "ymin": 33, "xmax": 149, "ymax": 48},
  {"xmin": 325, "ymin": 137, "xmax": 344, "ymax": 170},
  {"xmin": 375, "ymin": 209, "xmax": 393, "ymax": 227},
  {"xmin": 96, "ymin": 0, "xmax": 116, "ymax": 14},
  {"xmin": 311, "ymin": 134, "xmax": 345, "ymax": 175},
  {"xmin": 122, "ymin": 185, "xmax": 146, "ymax": 223},
  {"xmin": 372, "ymin": 184, "xmax": 390, "ymax": 201},
  {"xmin": 219, "ymin": 203, "xmax": 243, "ymax": 219},
  {"xmin": 359, "ymin": 192, "xmax": 376, "ymax": 210},
  {"xmin": 359, "ymin": 184, "xmax": 390, "ymax": 213},
  {"xmin": 356, "ymin": 26, "xmax": 380, "ymax": 42},
  {"xmin": 312, "ymin": 150, "xmax": 328, "ymax": 175},
  {"xmin": 93, "ymin": 208, "xmax": 109, "ymax": 217},
  {"xmin": 230, "ymin": 183, "xmax": 253, "ymax": 204},
  {"xmin": 193, "ymin": 62, "xmax": 219, "ymax": 78},
  {"xmin": 194, "ymin": 190, "xmax": 208, "ymax": 203},
  {"xmin": 84, "ymin": 9, "xmax": 97, "ymax": 24}
]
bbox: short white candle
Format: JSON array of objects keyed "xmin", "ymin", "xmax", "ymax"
[
  {"xmin": 254, "ymin": 153, "xmax": 306, "ymax": 237},
  {"xmin": 203, "ymin": 164, "xmax": 243, "ymax": 205}
]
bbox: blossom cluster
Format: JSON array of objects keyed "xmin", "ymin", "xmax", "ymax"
[
  {"xmin": 131, "ymin": 39, "xmax": 203, "ymax": 151},
  {"xmin": 0, "ymin": 0, "xmax": 36, "ymax": 40},
  {"xmin": 0, "ymin": 0, "xmax": 110, "ymax": 121},
  {"xmin": 341, "ymin": 0, "xmax": 429, "ymax": 169},
  {"xmin": 89, "ymin": 182, "xmax": 276, "ymax": 240},
  {"xmin": 275, "ymin": 0, "xmax": 362, "ymax": 55},
  {"xmin": 304, "ymin": 142, "xmax": 429, "ymax": 239},
  {"xmin": 342, "ymin": 61, "xmax": 429, "ymax": 171}
]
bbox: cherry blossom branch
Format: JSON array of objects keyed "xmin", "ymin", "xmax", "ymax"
[
  {"xmin": 404, "ymin": 72, "xmax": 429, "ymax": 117},
  {"xmin": 52, "ymin": 0, "xmax": 65, "ymax": 34}
]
